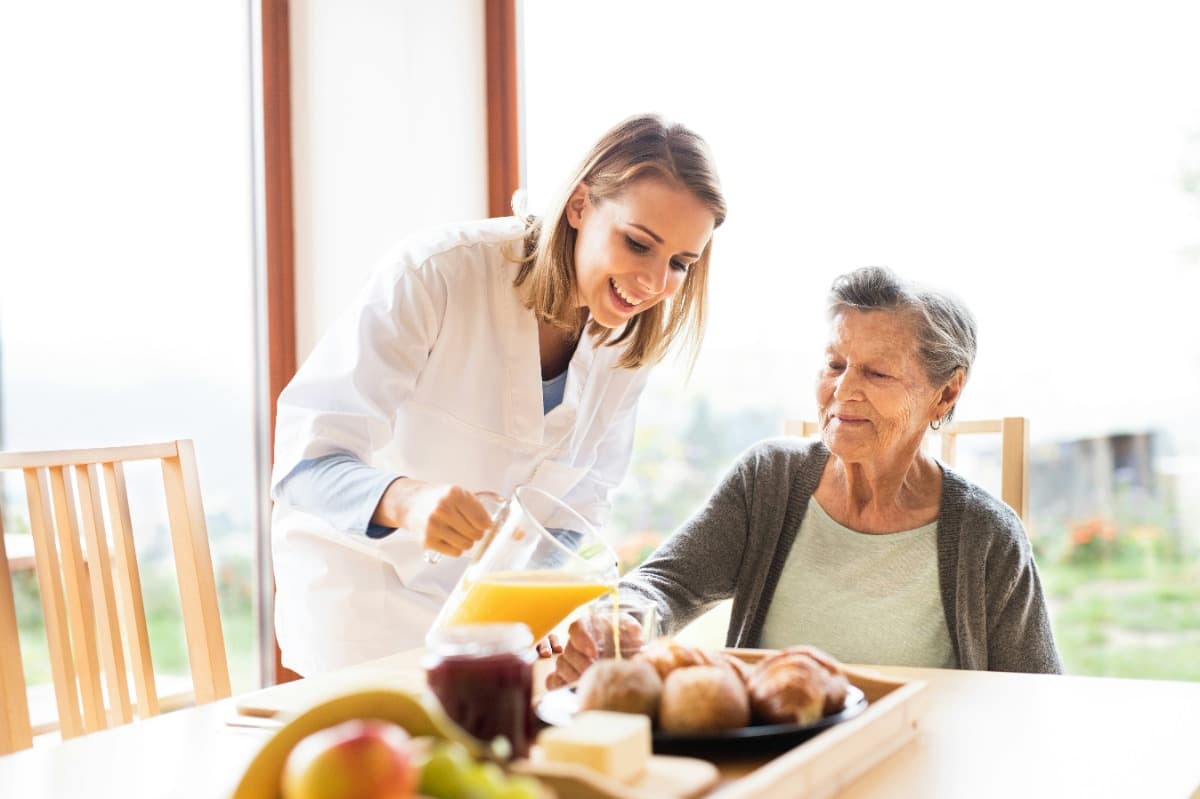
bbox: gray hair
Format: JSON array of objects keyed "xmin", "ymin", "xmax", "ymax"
[{"xmin": 827, "ymin": 266, "xmax": 977, "ymax": 423}]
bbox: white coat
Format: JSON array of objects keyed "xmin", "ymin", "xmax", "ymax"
[{"xmin": 271, "ymin": 218, "xmax": 649, "ymax": 676}]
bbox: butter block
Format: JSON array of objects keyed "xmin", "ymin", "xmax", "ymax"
[{"xmin": 537, "ymin": 710, "xmax": 652, "ymax": 784}]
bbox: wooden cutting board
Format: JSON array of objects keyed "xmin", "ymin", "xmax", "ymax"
[
  {"xmin": 235, "ymin": 650, "xmax": 428, "ymax": 718},
  {"xmin": 511, "ymin": 751, "xmax": 720, "ymax": 799}
]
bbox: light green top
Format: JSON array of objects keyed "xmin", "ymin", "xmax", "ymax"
[{"xmin": 760, "ymin": 497, "xmax": 958, "ymax": 668}]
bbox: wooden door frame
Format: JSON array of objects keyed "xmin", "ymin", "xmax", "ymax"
[
  {"xmin": 259, "ymin": 0, "xmax": 300, "ymax": 686},
  {"xmin": 486, "ymin": 0, "xmax": 522, "ymax": 218},
  {"xmin": 258, "ymin": 0, "xmax": 522, "ymax": 685}
]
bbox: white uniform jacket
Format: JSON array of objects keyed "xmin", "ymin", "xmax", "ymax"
[{"xmin": 271, "ymin": 218, "xmax": 650, "ymax": 675}]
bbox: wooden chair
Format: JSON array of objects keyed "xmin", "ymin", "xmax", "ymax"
[
  {"xmin": 0, "ymin": 440, "xmax": 230, "ymax": 754},
  {"xmin": 784, "ymin": 417, "xmax": 1030, "ymax": 524}
]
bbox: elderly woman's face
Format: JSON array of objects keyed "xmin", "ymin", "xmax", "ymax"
[{"xmin": 817, "ymin": 309, "xmax": 948, "ymax": 463}]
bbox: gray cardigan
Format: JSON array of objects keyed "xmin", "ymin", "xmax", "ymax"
[{"xmin": 623, "ymin": 438, "xmax": 1063, "ymax": 674}]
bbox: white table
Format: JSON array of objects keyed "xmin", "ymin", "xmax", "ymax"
[{"xmin": 2, "ymin": 658, "xmax": 1199, "ymax": 798}]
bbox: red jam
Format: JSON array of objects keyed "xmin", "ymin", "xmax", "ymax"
[{"xmin": 423, "ymin": 623, "xmax": 537, "ymax": 759}]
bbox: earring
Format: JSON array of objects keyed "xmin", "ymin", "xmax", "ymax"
[{"xmin": 930, "ymin": 418, "xmax": 943, "ymax": 431}]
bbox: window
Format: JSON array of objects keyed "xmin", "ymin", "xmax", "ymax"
[
  {"xmin": 522, "ymin": 2, "xmax": 1200, "ymax": 678},
  {"xmin": 0, "ymin": 3, "xmax": 261, "ymax": 708}
]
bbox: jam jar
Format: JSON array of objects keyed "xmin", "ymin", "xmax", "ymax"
[{"xmin": 423, "ymin": 623, "xmax": 537, "ymax": 759}]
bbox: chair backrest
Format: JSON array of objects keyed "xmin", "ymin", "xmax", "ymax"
[
  {"xmin": 0, "ymin": 440, "xmax": 230, "ymax": 754},
  {"xmin": 783, "ymin": 417, "xmax": 1030, "ymax": 524}
]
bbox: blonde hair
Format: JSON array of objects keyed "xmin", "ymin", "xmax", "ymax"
[{"xmin": 513, "ymin": 114, "xmax": 726, "ymax": 369}]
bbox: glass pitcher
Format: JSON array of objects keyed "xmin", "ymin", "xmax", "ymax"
[{"xmin": 428, "ymin": 486, "xmax": 619, "ymax": 643}]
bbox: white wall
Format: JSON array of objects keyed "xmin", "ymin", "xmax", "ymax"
[{"xmin": 289, "ymin": 1, "xmax": 489, "ymax": 359}]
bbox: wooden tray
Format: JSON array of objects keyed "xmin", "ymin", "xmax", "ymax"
[
  {"xmin": 702, "ymin": 649, "xmax": 929, "ymax": 799},
  {"xmin": 494, "ymin": 651, "xmax": 927, "ymax": 799}
]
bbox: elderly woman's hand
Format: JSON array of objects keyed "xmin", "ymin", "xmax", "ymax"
[
  {"xmin": 545, "ymin": 612, "xmax": 651, "ymax": 689},
  {"xmin": 546, "ymin": 619, "xmax": 598, "ymax": 689}
]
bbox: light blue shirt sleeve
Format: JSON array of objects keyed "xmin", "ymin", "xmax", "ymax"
[
  {"xmin": 276, "ymin": 375, "xmax": 569, "ymax": 540},
  {"xmin": 274, "ymin": 453, "xmax": 402, "ymax": 538},
  {"xmin": 274, "ymin": 374, "xmax": 568, "ymax": 537}
]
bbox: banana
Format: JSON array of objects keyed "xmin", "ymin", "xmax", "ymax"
[{"xmin": 231, "ymin": 688, "xmax": 481, "ymax": 799}]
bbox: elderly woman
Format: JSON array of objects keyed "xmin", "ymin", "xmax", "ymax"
[{"xmin": 550, "ymin": 266, "xmax": 1061, "ymax": 686}]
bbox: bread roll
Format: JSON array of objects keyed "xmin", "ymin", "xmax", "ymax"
[
  {"xmin": 658, "ymin": 665, "xmax": 750, "ymax": 734},
  {"xmin": 577, "ymin": 658, "xmax": 663, "ymax": 718},
  {"xmin": 637, "ymin": 640, "xmax": 717, "ymax": 681}
]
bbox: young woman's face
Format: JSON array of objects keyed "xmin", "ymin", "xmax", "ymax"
[{"xmin": 566, "ymin": 177, "xmax": 715, "ymax": 329}]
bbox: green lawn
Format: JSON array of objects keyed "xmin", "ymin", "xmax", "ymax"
[{"xmin": 1040, "ymin": 559, "xmax": 1200, "ymax": 681}]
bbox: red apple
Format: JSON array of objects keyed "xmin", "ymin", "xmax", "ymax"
[{"xmin": 282, "ymin": 719, "xmax": 418, "ymax": 799}]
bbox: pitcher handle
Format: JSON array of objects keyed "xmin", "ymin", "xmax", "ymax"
[{"xmin": 422, "ymin": 492, "xmax": 506, "ymax": 565}]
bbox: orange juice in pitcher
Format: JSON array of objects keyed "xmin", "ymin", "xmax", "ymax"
[
  {"xmin": 444, "ymin": 570, "xmax": 614, "ymax": 641},
  {"xmin": 429, "ymin": 486, "xmax": 619, "ymax": 644}
]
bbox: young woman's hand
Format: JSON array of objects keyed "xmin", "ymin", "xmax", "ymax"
[{"xmin": 373, "ymin": 478, "xmax": 496, "ymax": 557}]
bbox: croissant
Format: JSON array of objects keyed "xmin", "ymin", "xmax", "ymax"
[
  {"xmin": 778, "ymin": 645, "xmax": 844, "ymax": 677},
  {"xmin": 776, "ymin": 646, "xmax": 849, "ymax": 714},
  {"xmin": 718, "ymin": 652, "xmax": 754, "ymax": 686},
  {"xmin": 747, "ymin": 648, "xmax": 850, "ymax": 724}
]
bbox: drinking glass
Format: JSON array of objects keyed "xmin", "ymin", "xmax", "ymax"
[{"xmin": 583, "ymin": 594, "xmax": 660, "ymax": 659}]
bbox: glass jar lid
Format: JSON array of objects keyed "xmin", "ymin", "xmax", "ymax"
[{"xmin": 425, "ymin": 622, "xmax": 534, "ymax": 657}]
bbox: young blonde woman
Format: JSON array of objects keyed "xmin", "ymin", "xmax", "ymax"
[{"xmin": 271, "ymin": 115, "xmax": 726, "ymax": 675}]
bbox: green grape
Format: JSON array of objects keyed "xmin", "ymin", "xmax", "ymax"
[
  {"xmin": 419, "ymin": 741, "xmax": 546, "ymax": 799},
  {"xmin": 481, "ymin": 762, "xmax": 509, "ymax": 791},
  {"xmin": 418, "ymin": 743, "xmax": 473, "ymax": 799},
  {"xmin": 459, "ymin": 761, "xmax": 506, "ymax": 799},
  {"xmin": 495, "ymin": 775, "xmax": 543, "ymax": 799},
  {"xmin": 438, "ymin": 741, "xmax": 475, "ymax": 766}
]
